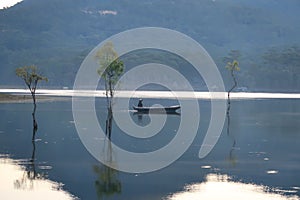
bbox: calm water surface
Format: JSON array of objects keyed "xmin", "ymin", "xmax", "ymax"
[{"xmin": 0, "ymin": 98, "xmax": 299, "ymax": 199}]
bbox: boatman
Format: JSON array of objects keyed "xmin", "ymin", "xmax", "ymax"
[{"xmin": 138, "ymin": 99, "xmax": 143, "ymax": 107}]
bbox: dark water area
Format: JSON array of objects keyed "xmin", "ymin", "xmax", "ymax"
[{"xmin": 0, "ymin": 98, "xmax": 299, "ymax": 199}]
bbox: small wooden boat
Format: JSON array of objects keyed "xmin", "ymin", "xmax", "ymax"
[{"xmin": 133, "ymin": 105, "xmax": 180, "ymax": 114}]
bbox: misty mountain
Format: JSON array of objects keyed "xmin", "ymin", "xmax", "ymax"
[{"xmin": 0, "ymin": 0, "xmax": 300, "ymax": 91}]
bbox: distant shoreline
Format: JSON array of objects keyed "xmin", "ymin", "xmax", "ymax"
[
  {"xmin": 1, "ymin": 89, "xmax": 300, "ymax": 100},
  {"xmin": 0, "ymin": 93, "xmax": 70, "ymax": 103}
]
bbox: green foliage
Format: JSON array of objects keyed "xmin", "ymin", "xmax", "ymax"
[
  {"xmin": 224, "ymin": 50, "xmax": 240, "ymax": 98},
  {"xmin": 15, "ymin": 65, "xmax": 48, "ymax": 94},
  {"xmin": 224, "ymin": 50, "xmax": 240, "ymax": 74},
  {"xmin": 96, "ymin": 42, "xmax": 124, "ymax": 98},
  {"xmin": 225, "ymin": 60, "xmax": 240, "ymax": 72},
  {"xmin": 96, "ymin": 42, "xmax": 118, "ymax": 69}
]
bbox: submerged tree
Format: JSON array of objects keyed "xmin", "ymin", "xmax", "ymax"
[
  {"xmin": 224, "ymin": 51, "xmax": 241, "ymax": 150},
  {"xmin": 14, "ymin": 65, "xmax": 46, "ymax": 189},
  {"xmin": 224, "ymin": 51, "xmax": 240, "ymax": 166},
  {"xmin": 96, "ymin": 41, "xmax": 124, "ymax": 110},
  {"xmin": 96, "ymin": 42, "xmax": 124, "ymax": 139},
  {"xmin": 16, "ymin": 65, "xmax": 48, "ymax": 139}
]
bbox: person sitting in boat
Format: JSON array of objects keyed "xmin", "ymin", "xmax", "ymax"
[{"xmin": 138, "ymin": 99, "xmax": 143, "ymax": 107}]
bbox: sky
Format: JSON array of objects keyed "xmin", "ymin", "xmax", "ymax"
[{"xmin": 0, "ymin": 0, "xmax": 23, "ymax": 9}]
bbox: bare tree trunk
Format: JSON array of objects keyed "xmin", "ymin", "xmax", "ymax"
[
  {"xmin": 106, "ymin": 101, "xmax": 113, "ymax": 139},
  {"xmin": 104, "ymin": 77, "xmax": 114, "ymax": 140},
  {"xmin": 31, "ymin": 91, "xmax": 38, "ymax": 141},
  {"xmin": 105, "ymin": 78, "xmax": 109, "ymax": 108},
  {"xmin": 227, "ymin": 70, "xmax": 237, "ymax": 116},
  {"xmin": 227, "ymin": 70, "xmax": 237, "ymax": 102},
  {"xmin": 32, "ymin": 112, "xmax": 38, "ymax": 141}
]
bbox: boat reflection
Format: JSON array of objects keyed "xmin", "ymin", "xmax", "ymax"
[
  {"xmin": 166, "ymin": 174, "xmax": 299, "ymax": 200},
  {"xmin": 133, "ymin": 111, "xmax": 181, "ymax": 116},
  {"xmin": 0, "ymin": 155, "xmax": 76, "ymax": 200}
]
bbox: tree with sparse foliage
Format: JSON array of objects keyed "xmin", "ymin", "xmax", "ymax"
[
  {"xmin": 95, "ymin": 42, "xmax": 124, "ymax": 140},
  {"xmin": 95, "ymin": 41, "xmax": 124, "ymax": 109},
  {"xmin": 224, "ymin": 51, "xmax": 240, "ymax": 162},
  {"xmin": 225, "ymin": 60, "xmax": 240, "ymax": 100},
  {"xmin": 224, "ymin": 50, "xmax": 241, "ymax": 101},
  {"xmin": 16, "ymin": 65, "xmax": 48, "ymax": 106},
  {"xmin": 16, "ymin": 65, "xmax": 48, "ymax": 138}
]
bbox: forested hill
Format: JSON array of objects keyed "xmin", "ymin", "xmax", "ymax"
[{"xmin": 1, "ymin": 0, "xmax": 300, "ymax": 91}]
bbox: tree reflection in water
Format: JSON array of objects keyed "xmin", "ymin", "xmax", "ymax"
[
  {"xmin": 93, "ymin": 110, "xmax": 121, "ymax": 199},
  {"xmin": 226, "ymin": 100, "xmax": 238, "ymax": 167},
  {"xmin": 14, "ymin": 114, "xmax": 41, "ymax": 189},
  {"xmin": 0, "ymin": 155, "xmax": 75, "ymax": 199}
]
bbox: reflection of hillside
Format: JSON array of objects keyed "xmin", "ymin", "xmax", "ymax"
[{"xmin": 0, "ymin": 155, "xmax": 76, "ymax": 199}]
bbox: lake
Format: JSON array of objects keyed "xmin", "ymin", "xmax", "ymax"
[{"xmin": 0, "ymin": 96, "xmax": 299, "ymax": 199}]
